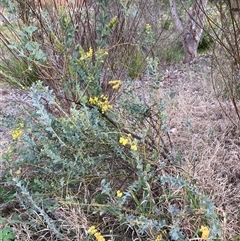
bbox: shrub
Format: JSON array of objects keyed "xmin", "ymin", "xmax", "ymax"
[
  {"xmin": 0, "ymin": 0, "xmax": 165, "ymax": 105},
  {"xmin": 2, "ymin": 56, "xmax": 222, "ymax": 241},
  {"xmin": 198, "ymin": 32, "xmax": 214, "ymax": 53}
]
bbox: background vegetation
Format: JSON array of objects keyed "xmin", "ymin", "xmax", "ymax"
[{"xmin": 0, "ymin": 0, "xmax": 239, "ymax": 240}]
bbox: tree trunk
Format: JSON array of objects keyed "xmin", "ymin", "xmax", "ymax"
[{"xmin": 169, "ymin": 0, "xmax": 208, "ymax": 63}]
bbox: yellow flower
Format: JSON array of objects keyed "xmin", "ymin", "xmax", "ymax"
[
  {"xmin": 117, "ymin": 190, "xmax": 123, "ymax": 198},
  {"xmin": 200, "ymin": 225, "xmax": 210, "ymax": 240},
  {"xmin": 88, "ymin": 225, "xmax": 97, "ymax": 235},
  {"xmin": 155, "ymin": 234, "xmax": 162, "ymax": 241},
  {"xmin": 89, "ymin": 95, "xmax": 112, "ymax": 113},
  {"xmin": 80, "ymin": 47, "xmax": 93, "ymax": 60},
  {"xmin": 88, "ymin": 226, "xmax": 105, "ymax": 241},
  {"xmin": 72, "ymin": 114, "xmax": 77, "ymax": 121},
  {"xmin": 130, "ymin": 144, "xmax": 138, "ymax": 151},
  {"xmin": 145, "ymin": 23, "xmax": 151, "ymax": 30},
  {"xmin": 87, "ymin": 47, "xmax": 93, "ymax": 57},
  {"xmin": 109, "ymin": 80, "xmax": 122, "ymax": 90},
  {"xmin": 15, "ymin": 168, "xmax": 21, "ymax": 175},
  {"xmin": 11, "ymin": 127, "xmax": 23, "ymax": 140},
  {"xmin": 119, "ymin": 137, "xmax": 128, "ymax": 146},
  {"xmin": 94, "ymin": 232, "xmax": 101, "ymax": 237},
  {"xmin": 162, "ymin": 230, "xmax": 167, "ymax": 234},
  {"xmin": 98, "ymin": 96, "xmax": 112, "ymax": 113},
  {"xmin": 100, "ymin": 103, "xmax": 112, "ymax": 113},
  {"xmin": 89, "ymin": 96, "xmax": 99, "ymax": 105}
]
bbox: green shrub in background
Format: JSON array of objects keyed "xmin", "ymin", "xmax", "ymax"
[
  {"xmin": 198, "ymin": 32, "xmax": 214, "ymax": 53},
  {"xmin": 0, "ymin": 0, "xmax": 222, "ymax": 240},
  {"xmin": 0, "ymin": 0, "xmax": 162, "ymax": 102},
  {"xmin": 163, "ymin": 42, "xmax": 184, "ymax": 63}
]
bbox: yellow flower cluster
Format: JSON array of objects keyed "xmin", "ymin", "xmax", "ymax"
[
  {"xmin": 119, "ymin": 134, "xmax": 138, "ymax": 151},
  {"xmin": 145, "ymin": 23, "xmax": 151, "ymax": 30},
  {"xmin": 200, "ymin": 225, "xmax": 210, "ymax": 240},
  {"xmin": 88, "ymin": 226, "xmax": 105, "ymax": 241},
  {"xmin": 15, "ymin": 168, "xmax": 22, "ymax": 175},
  {"xmin": 155, "ymin": 230, "xmax": 167, "ymax": 241},
  {"xmin": 11, "ymin": 123, "xmax": 24, "ymax": 140},
  {"xmin": 89, "ymin": 95, "xmax": 112, "ymax": 113},
  {"xmin": 131, "ymin": 144, "xmax": 138, "ymax": 151},
  {"xmin": 116, "ymin": 190, "xmax": 123, "ymax": 198},
  {"xmin": 155, "ymin": 234, "xmax": 162, "ymax": 241},
  {"xmin": 89, "ymin": 96, "xmax": 99, "ymax": 105},
  {"xmin": 109, "ymin": 80, "xmax": 122, "ymax": 90},
  {"xmin": 119, "ymin": 137, "xmax": 128, "ymax": 146},
  {"xmin": 80, "ymin": 47, "xmax": 93, "ymax": 60}
]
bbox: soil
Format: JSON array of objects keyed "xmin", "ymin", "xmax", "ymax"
[{"xmin": 0, "ymin": 55, "xmax": 240, "ymax": 238}]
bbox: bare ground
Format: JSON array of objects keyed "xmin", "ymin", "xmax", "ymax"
[{"xmin": 0, "ymin": 55, "xmax": 240, "ymax": 239}]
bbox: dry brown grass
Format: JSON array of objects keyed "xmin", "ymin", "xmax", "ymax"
[{"xmin": 156, "ymin": 55, "xmax": 240, "ymax": 240}]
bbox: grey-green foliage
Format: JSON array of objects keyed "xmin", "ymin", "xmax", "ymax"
[
  {"xmin": 0, "ymin": 227, "xmax": 15, "ymax": 241},
  {"xmin": 13, "ymin": 178, "xmax": 63, "ymax": 239},
  {"xmin": 2, "ymin": 62, "xmax": 222, "ymax": 240},
  {"xmin": 20, "ymin": 82, "xmax": 118, "ymax": 179},
  {"xmin": 8, "ymin": 25, "xmax": 46, "ymax": 63},
  {"xmin": 161, "ymin": 175, "xmax": 222, "ymax": 240}
]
